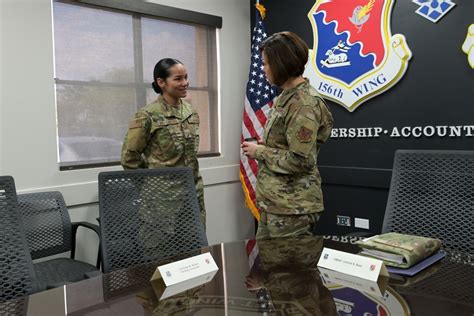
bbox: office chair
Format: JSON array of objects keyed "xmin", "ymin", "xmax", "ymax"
[
  {"xmin": 98, "ymin": 167, "xmax": 208, "ymax": 273},
  {"xmin": 0, "ymin": 176, "xmax": 37, "ymax": 304},
  {"xmin": 17, "ymin": 191, "xmax": 100, "ymax": 291},
  {"xmin": 383, "ymin": 149, "xmax": 474, "ymax": 255}
]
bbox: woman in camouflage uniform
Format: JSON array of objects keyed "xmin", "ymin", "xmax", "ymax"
[
  {"xmin": 242, "ymin": 32, "xmax": 333, "ymax": 238},
  {"xmin": 121, "ymin": 58, "xmax": 206, "ymax": 229}
]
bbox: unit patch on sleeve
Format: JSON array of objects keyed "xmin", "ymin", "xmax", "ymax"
[{"xmin": 297, "ymin": 126, "xmax": 314, "ymax": 142}]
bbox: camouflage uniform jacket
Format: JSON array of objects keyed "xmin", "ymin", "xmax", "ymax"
[
  {"xmin": 255, "ymin": 79, "xmax": 333, "ymax": 215},
  {"xmin": 121, "ymin": 96, "xmax": 206, "ymax": 217}
]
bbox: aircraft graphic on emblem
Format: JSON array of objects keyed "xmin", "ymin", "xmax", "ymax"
[
  {"xmin": 412, "ymin": 0, "xmax": 456, "ymax": 23},
  {"xmin": 304, "ymin": 0, "xmax": 412, "ymax": 112},
  {"xmin": 462, "ymin": 24, "xmax": 474, "ymax": 69},
  {"xmin": 349, "ymin": 0, "xmax": 375, "ymax": 32}
]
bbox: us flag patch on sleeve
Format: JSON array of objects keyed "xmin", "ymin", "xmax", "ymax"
[{"xmin": 128, "ymin": 119, "xmax": 142, "ymax": 129}]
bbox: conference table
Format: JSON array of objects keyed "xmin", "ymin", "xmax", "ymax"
[{"xmin": 4, "ymin": 235, "xmax": 474, "ymax": 315}]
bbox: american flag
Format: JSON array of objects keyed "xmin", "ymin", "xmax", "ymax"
[
  {"xmin": 245, "ymin": 239, "xmax": 274, "ymax": 313},
  {"xmin": 240, "ymin": 4, "xmax": 277, "ymax": 220},
  {"xmin": 245, "ymin": 239, "xmax": 259, "ymax": 269}
]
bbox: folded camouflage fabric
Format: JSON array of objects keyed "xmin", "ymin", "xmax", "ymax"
[{"xmin": 356, "ymin": 232, "xmax": 442, "ymax": 268}]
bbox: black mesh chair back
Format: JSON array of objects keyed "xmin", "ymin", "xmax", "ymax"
[
  {"xmin": 0, "ymin": 297, "xmax": 29, "ymax": 316},
  {"xmin": 17, "ymin": 191, "xmax": 72, "ymax": 259},
  {"xmin": 102, "ymin": 261, "xmax": 158, "ymax": 300},
  {"xmin": 98, "ymin": 167, "xmax": 208, "ymax": 273},
  {"xmin": 383, "ymin": 150, "xmax": 474, "ymax": 254},
  {"xmin": 0, "ymin": 176, "xmax": 37, "ymax": 303},
  {"xmin": 17, "ymin": 191, "xmax": 100, "ymax": 291}
]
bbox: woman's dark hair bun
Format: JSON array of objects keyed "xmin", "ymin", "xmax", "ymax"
[{"xmin": 151, "ymin": 81, "xmax": 162, "ymax": 94}]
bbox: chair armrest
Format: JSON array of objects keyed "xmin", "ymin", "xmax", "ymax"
[
  {"xmin": 71, "ymin": 222, "xmax": 101, "ymax": 267},
  {"xmin": 93, "ymin": 218, "xmax": 102, "ymax": 269},
  {"xmin": 72, "ymin": 221, "xmax": 101, "ymax": 236}
]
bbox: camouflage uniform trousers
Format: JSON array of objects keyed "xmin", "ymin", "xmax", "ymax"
[
  {"xmin": 195, "ymin": 175, "xmax": 206, "ymax": 230},
  {"xmin": 256, "ymin": 211, "xmax": 321, "ymax": 239}
]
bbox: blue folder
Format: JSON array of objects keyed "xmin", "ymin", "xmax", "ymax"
[{"xmin": 387, "ymin": 250, "xmax": 446, "ymax": 276}]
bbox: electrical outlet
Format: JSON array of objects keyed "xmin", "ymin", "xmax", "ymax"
[
  {"xmin": 354, "ymin": 217, "xmax": 370, "ymax": 229},
  {"xmin": 337, "ymin": 215, "xmax": 351, "ymax": 226}
]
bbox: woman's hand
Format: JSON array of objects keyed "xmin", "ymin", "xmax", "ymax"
[
  {"xmin": 242, "ymin": 140, "xmax": 264, "ymax": 159},
  {"xmin": 245, "ymin": 274, "xmax": 263, "ymax": 291}
]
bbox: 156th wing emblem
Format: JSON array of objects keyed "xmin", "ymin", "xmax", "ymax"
[{"xmin": 304, "ymin": 0, "xmax": 412, "ymax": 112}]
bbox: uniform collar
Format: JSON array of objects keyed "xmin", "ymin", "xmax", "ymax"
[
  {"xmin": 156, "ymin": 95, "xmax": 192, "ymax": 119},
  {"xmin": 280, "ymin": 78, "xmax": 310, "ymax": 96},
  {"xmin": 275, "ymin": 78, "xmax": 310, "ymax": 107}
]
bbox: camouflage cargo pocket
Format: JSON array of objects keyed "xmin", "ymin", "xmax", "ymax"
[{"xmin": 150, "ymin": 119, "xmax": 183, "ymax": 161}]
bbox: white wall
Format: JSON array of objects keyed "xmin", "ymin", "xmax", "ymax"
[{"xmin": 0, "ymin": 0, "xmax": 254, "ymax": 265}]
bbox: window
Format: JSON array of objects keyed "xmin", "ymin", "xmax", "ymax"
[{"xmin": 52, "ymin": 0, "xmax": 221, "ymax": 169}]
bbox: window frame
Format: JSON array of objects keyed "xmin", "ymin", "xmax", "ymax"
[{"xmin": 54, "ymin": 0, "xmax": 222, "ymax": 170}]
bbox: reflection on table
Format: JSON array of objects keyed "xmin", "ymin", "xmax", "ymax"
[{"xmin": 6, "ymin": 236, "xmax": 473, "ymax": 315}]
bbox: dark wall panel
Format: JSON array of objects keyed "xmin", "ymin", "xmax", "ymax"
[
  {"xmin": 317, "ymin": 184, "xmax": 389, "ymax": 235},
  {"xmin": 250, "ymin": 0, "xmax": 474, "ymax": 234}
]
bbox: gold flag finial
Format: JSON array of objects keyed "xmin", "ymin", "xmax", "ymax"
[{"xmin": 256, "ymin": 3, "xmax": 266, "ymax": 19}]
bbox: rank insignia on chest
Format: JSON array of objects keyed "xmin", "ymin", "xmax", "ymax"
[{"xmin": 297, "ymin": 126, "xmax": 313, "ymax": 142}]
